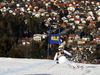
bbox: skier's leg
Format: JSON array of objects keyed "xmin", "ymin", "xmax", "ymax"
[{"xmin": 64, "ymin": 58, "xmax": 76, "ymax": 68}]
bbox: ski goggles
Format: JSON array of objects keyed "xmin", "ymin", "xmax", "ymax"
[{"xmin": 58, "ymin": 48, "xmax": 63, "ymax": 50}]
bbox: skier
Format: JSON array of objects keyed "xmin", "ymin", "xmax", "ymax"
[{"xmin": 54, "ymin": 45, "xmax": 78, "ymax": 68}]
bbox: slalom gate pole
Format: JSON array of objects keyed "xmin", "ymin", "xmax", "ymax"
[
  {"xmin": 59, "ymin": 26, "xmax": 61, "ymax": 45},
  {"xmin": 48, "ymin": 63, "xmax": 57, "ymax": 70},
  {"xmin": 47, "ymin": 44, "xmax": 49, "ymax": 59},
  {"xmin": 47, "ymin": 26, "xmax": 51, "ymax": 59}
]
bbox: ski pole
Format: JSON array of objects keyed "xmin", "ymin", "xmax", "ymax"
[
  {"xmin": 48, "ymin": 63, "xmax": 57, "ymax": 70},
  {"xmin": 78, "ymin": 58, "xmax": 89, "ymax": 63}
]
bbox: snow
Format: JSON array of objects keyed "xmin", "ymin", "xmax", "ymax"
[{"xmin": 0, "ymin": 58, "xmax": 100, "ymax": 75}]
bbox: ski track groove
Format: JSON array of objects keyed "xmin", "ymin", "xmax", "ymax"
[{"xmin": 0, "ymin": 60, "xmax": 53, "ymax": 75}]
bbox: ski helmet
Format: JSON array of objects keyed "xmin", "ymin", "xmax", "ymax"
[{"xmin": 58, "ymin": 46, "xmax": 63, "ymax": 50}]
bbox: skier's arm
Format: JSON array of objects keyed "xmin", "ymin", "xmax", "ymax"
[
  {"xmin": 63, "ymin": 50, "xmax": 72, "ymax": 56},
  {"xmin": 54, "ymin": 53, "xmax": 58, "ymax": 61}
]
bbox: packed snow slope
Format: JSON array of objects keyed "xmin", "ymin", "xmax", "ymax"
[{"xmin": 0, "ymin": 58, "xmax": 100, "ymax": 75}]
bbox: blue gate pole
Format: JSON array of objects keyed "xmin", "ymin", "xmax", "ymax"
[
  {"xmin": 47, "ymin": 44, "xmax": 49, "ymax": 59},
  {"xmin": 59, "ymin": 26, "xmax": 61, "ymax": 45},
  {"xmin": 47, "ymin": 26, "xmax": 51, "ymax": 59}
]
